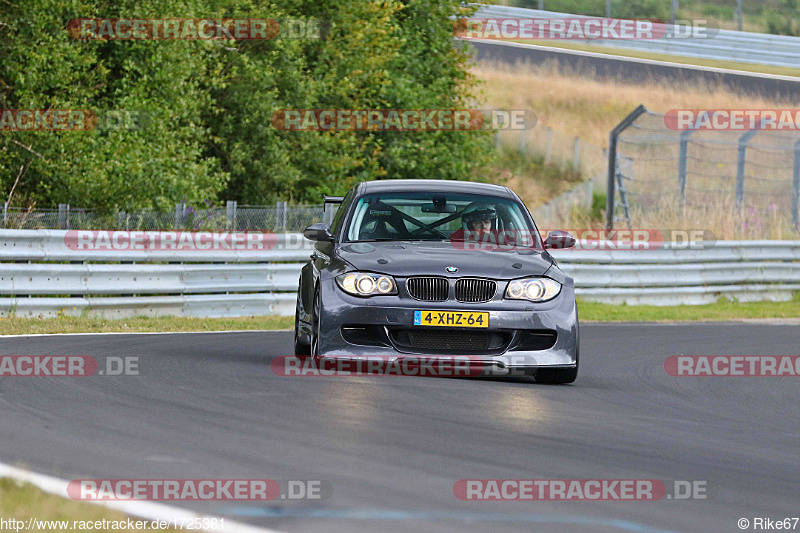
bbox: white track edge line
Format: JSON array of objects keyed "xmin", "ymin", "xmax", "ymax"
[{"xmin": 0, "ymin": 462, "xmax": 284, "ymax": 533}]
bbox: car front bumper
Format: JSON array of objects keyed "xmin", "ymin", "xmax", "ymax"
[{"xmin": 298, "ymin": 277, "xmax": 579, "ymax": 376}]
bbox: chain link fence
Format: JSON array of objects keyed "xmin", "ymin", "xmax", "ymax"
[
  {"xmin": 609, "ymin": 107, "xmax": 800, "ymax": 239},
  {"xmin": 1, "ymin": 201, "xmax": 331, "ymax": 232}
]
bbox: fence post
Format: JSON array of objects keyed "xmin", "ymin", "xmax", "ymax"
[
  {"xmin": 518, "ymin": 128, "xmax": 526, "ymax": 154},
  {"xmin": 605, "ymin": 0, "xmax": 611, "ymax": 18},
  {"xmin": 226, "ymin": 200, "xmax": 237, "ymax": 230},
  {"xmin": 678, "ymin": 129, "xmax": 693, "ymax": 206},
  {"xmin": 572, "ymin": 137, "xmax": 580, "ymax": 170},
  {"xmin": 275, "ymin": 201, "xmax": 287, "ymax": 232},
  {"xmin": 793, "ymin": 139, "xmax": 800, "ymax": 229},
  {"xmin": 174, "ymin": 202, "xmax": 185, "ymax": 229},
  {"xmin": 2, "ymin": 201, "xmax": 7, "ymax": 228},
  {"xmin": 544, "ymin": 127, "xmax": 553, "ymax": 164},
  {"xmin": 736, "ymin": 129, "xmax": 758, "ymax": 209},
  {"xmin": 606, "ymin": 104, "xmax": 647, "ymax": 230},
  {"xmin": 58, "ymin": 203, "xmax": 69, "ymax": 229},
  {"xmin": 117, "ymin": 210, "xmax": 126, "ymax": 229}
]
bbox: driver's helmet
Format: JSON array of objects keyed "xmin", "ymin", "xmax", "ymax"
[{"xmin": 461, "ymin": 202, "xmax": 497, "ymax": 231}]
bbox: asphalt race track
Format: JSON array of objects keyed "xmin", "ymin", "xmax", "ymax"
[
  {"xmin": 1, "ymin": 324, "xmax": 798, "ymax": 533},
  {"xmin": 469, "ymin": 40, "xmax": 800, "ymax": 101}
]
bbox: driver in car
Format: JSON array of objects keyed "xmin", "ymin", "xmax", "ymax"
[{"xmin": 449, "ymin": 203, "xmax": 499, "ymax": 244}]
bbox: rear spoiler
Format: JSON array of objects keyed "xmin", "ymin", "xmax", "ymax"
[{"xmin": 323, "ymin": 195, "xmax": 344, "ymax": 218}]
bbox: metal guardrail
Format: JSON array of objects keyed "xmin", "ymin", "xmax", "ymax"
[
  {"xmin": 0, "ymin": 230, "xmax": 798, "ymax": 316},
  {"xmin": 475, "ymin": 6, "xmax": 800, "ymax": 68}
]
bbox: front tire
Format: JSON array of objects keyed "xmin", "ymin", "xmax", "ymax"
[
  {"xmin": 310, "ymin": 287, "xmax": 321, "ymax": 357},
  {"xmin": 294, "ymin": 290, "xmax": 310, "ymax": 357}
]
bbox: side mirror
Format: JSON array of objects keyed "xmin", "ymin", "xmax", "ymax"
[
  {"xmin": 304, "ymin": 223, "xmax": 334, "ymax": 242},
  {"xmin": 544, "ymin": 230, "xmax": 576, "ymax": 250}
]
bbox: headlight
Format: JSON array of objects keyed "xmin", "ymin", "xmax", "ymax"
[
  {"xmin": 336, "ymin": 272, "xmax": 397, "ymax": 297},
  {"xmin": 504, "ymin": 277, "xmax": 561, "ymax": 302}
]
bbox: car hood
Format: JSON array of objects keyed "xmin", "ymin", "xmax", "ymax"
[{"xmin": 336, "ymin": 241, "xmax": 553, "ymax": 279}]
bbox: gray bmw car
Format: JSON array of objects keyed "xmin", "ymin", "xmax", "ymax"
[{"xmin": 294, "ymin": 179, "xmax": 579, "ymax": 384}]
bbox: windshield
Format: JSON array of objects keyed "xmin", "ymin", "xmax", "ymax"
[{"xmin": 343, "ymin": 191, "xmax": 540, "ymax": 246}]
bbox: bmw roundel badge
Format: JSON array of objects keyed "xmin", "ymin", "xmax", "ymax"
[{"xmin": 446, "ymin": 266, "xmax": 458, "ymax": 273}]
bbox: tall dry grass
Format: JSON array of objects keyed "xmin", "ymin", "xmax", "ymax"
[{"xmin": 473, "ymin": 61, "xmax": 800, "ymax": 238}]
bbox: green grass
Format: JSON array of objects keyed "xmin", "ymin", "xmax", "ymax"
[
  {"xmin": 0, "ymin": 315, "xmax": 293, "ymax": 335},
  {"xmin": 508, "ymin": 39, "xmax": 800, "ymax": 78},
  {"xmin": 1, "ymin": 296, "xmax": 799, "ymax": 335},
  {"xmin": 578, "ymin": 293, "xmax": 800, "ymax": 322},
  {"xmin": 0, "ymin": 478, "xmax": 175, "ymax": 531}
]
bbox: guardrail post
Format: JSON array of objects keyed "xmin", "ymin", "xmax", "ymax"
[
  {"xmin": 736, "ymin": 129, "xmax": 758, "ymax": 210},
  {"xmin": 678, "ymin": 129, "xmax": 693, "ymax": 206},
  {"xmin": 607, "ymin": 104, "xmax": 647, "ymax": 230},
  {"xmin": 174, "ymin": 202, "xmax": 185, "ymax": 229},
  {"xmin": 226, "ymin": 200, "xmax": 237, "ymax": 230},
  {"xmin": 58, "ymin": 203, "xmax": 69, "ymax": 229},
  {"xmin": 793, "ymin": 138, "xmax": 800, "ymax": 229}
]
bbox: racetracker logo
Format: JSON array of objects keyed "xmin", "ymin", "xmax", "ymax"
[
  {"xmin": 664, "ymin": 356, "xmax": 800, "ymax": 376},
  {"xmin": 455, "ymin": 17, "xmax": 662, "ymax": 40},
  {"xmin": 67, "ymin": 18, "xmax": 324, "ymax": 40},
  {"xmin": 272, "ymin": 355, "xmax": 487, "ymax": 377},
  {"xmin": 0, "ymin": 356, "xmax": 137, "ymax": 377},
  {"xmin": 0, "ymin": 109, "xmax": 148, "ymax": 131},
  {"xmin": 64, "ymin": 230, "xmax": 283, "ymax": 251},
  {"xmin": 270, "ymin": 109, "xmax": 537, "ymax": 131},
  {"xmin": 450, "ymin": 229, "xmax": 715, "ymax": 252},
  {"xmin": 454, "ymin": 479, "xmax": 709, "ymax": 500},
  {"xmin": 665, "ymin": 109, "xmax": 800, "ymax": 131},
  {"xmin": 454, "ymin": 18, "xmax": 717, "ymax": 41},
  {"xmin": 67, "ymin": 479, "xmax": 331, "ymax": 501}
]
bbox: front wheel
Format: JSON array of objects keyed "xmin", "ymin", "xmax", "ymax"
[
  {"xmin": 294, "ymin": 290, "xmax": 310, "ymax": 356},
  {"xmin": 310, "ymin": 287, "xmax": 321, "ymax": 357}
]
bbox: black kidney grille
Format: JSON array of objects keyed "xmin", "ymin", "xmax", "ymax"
[
  {"xmin": 407, "ymin": 277, "xmax": 449, "ymax": 301},
  {"xmin": 455, "ymin": 278, "xmax": 497, "ymax": 302}
]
